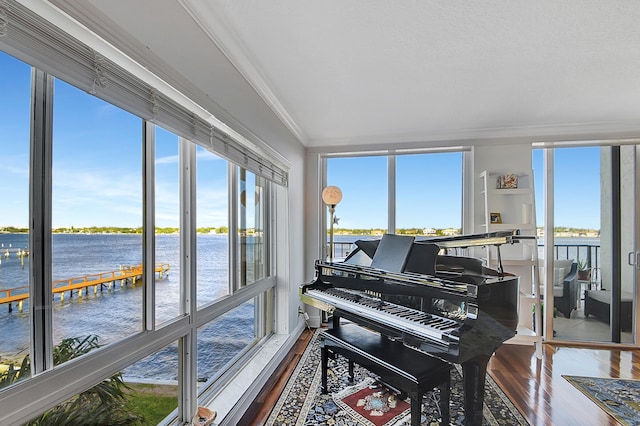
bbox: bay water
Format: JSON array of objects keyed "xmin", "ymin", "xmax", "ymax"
[
  {"xmin": 0, "ymin": 233, "xmax": 254, "ymax": 382},
  {"xmin": 1, "ymin": 233, "xmax": 599, "ymax": 381}
]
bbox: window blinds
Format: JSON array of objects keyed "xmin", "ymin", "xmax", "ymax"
[{"xmin": 0, "ymin": 0, "xmax": 288, "ymax": 186}]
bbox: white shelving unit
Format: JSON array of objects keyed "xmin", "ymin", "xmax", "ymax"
[{"xmin": 480, "ymin": 170, "xmax": 542, "ymax": 358}]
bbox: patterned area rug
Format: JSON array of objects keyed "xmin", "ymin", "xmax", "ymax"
[
  {"xmin": 266, "ymin": 329, "xmax": 528, "ymax": 425},
  {"xmin": 333, "ymin": 377, "xmax": 412, "ymax": 426},
  {"xmin": 564, "ymin": 375, "xmax": 640, "ymax": 426}
]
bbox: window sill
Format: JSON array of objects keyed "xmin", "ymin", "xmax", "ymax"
[{"xmin": 203, "ymin": 325, "xmax": 304, "ymax": 425}]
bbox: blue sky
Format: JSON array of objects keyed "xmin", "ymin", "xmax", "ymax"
[
  {"xmin": 533, "ymin": 147, "xmax": 601, "ymax": 229},
  {"xmin": 0, "ymin": 51, "xmax": 228, "ymax": 228},
  {"xmin": 327, "ymin": 149, "xmax": 601, "ymax": 230},
  {"xmin": 327, "ymin": 154, "xmax": 463, "ymax": 229},
  {"xmin": 1, "ymin": 51, "xmax": 601, "ymax": 230}
]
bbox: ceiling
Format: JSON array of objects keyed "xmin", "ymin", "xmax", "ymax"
[{"xmin": 52, "ymin": 1, "xmax": 640, "ymax": 149}]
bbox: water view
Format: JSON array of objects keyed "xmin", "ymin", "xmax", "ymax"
[
  {"xmin": 1, "ymin": 232, "xmax": 601, "ymax": 381},
  {"xmin": 0, "ymin": 233, "xmax": 254, "ymax": 382}
]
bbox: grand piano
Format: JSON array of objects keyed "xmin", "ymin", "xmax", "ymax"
[{"xmin": 300, "ymin": 231, "xmax": 520, "ymax": 425}]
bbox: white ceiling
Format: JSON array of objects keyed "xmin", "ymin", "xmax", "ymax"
[{"xmin": 53, "ymin": 1, "xmax": 640, "ymax": 149}]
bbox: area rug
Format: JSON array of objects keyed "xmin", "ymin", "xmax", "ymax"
[
  {"xmin": 563, "ymin": 375, "xmax": 640, "ymax": 426},
  {"xmin": 333, "ymin": 377, "xmax": 412, "ymax": 426},
  {"xmin": 266, "ymin": 329, "xmax": 528, "ymax": 425}
]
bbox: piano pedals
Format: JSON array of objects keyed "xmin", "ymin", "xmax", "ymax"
[{"xmin": 368, "ymin": 380, "xmax": 407, "ymax": 403}]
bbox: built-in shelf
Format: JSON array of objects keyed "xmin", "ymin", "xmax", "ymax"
[
  {"xmin": 480, "ymin": 170, "xmax": 542, "ymax": 358},
  {"xmin": 486, "ymin": 188, "xmax": 530, "ymax": 195},
  {"xmin": 483, "ymin": 223, "xmax": 536, "ymax": 231}
]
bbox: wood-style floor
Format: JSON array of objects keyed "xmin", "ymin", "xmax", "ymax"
[
  {"xmin": 240, "ymin": 329, "xmax": 640, "ymax": 425},
  {"xmin": 489, "ymin": 342, "xmax": 640, "ymax": 425}
]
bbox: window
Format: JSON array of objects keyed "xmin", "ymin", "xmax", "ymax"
[
  {"xmin": 237, "ymin": 169, "xmax": 267, "ymax": 287},
  {"xmin": 197, "ymin": 299, "xmax": 256, "ymax": 381},
  {"xmin": 0, "ymin": 3, "xmax": 284, "ymax": 423},
  {"xmin": 396, "ymin": 153, "xmax": 462, "ymax": 235},
  {"xmin": 197, "ymin": 147, "xmax": 229, "ymax": 307},
  {"xmin": 325, "ymin": 152, "xmax": 464, "ymax": 241},
  {"xmin": 51, "ymin": 78, "xmax": 144, "ymax": 359},
  {"xmin": 0, "ymin": 51, "xmax": 31, "ymax": 388},
  {"xmin": 155, "ymin": 126, "xmax": 181, "ymax": 322},
  {"xmin": 123, "ymin": 340, "xmax": 179, "ymax": 423},
  {"xmin": 24, "ymin": 337, "xmax": 179, "ymax": 425},
  {"xmin": 326, "ymin": 156, "xmax": 388, "ymax": 235}
]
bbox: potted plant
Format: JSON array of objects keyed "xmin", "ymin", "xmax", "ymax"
[{"xmin": 577, "ymin": 259, "xmax": 591, "ymax": 281}]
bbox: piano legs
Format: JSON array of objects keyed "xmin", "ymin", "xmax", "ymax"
[{"xmin": 461, "ymin": 355, "xmax": 491, "ymax": 426}]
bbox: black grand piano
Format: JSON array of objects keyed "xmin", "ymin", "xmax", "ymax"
[{"xmin": 300, "ymin": 231, "xmax": 520, "ymax": 425}]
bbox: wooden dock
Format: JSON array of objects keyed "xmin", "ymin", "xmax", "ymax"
[{"xmin": 0, "ymin": 263, "xmax": 170, "ymax": 312}]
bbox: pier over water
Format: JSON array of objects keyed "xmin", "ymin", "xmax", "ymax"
[{"xmin": 0, "ymin": 263, "xmax": 170, "ymax": 312}]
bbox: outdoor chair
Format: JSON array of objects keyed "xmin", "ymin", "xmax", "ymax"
[{"xmin": 553, "ymin": 260, "xmax": 578, "ymax": 318}]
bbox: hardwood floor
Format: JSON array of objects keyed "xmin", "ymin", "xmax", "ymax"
[
  {"xmin": 237, "ymin": 329, "xmax": 315, "ymax": 425},
  {"xmin": 240, "ymin": 329, "xmax": 640, "ymax": 425},
  {"xmin": 489, "ymin": 342, "xmax": 640, "ymax": 426}
]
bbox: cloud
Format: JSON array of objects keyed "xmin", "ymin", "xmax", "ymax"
[
  {"xmin": 156, "ymin": 154, "xmax": 179, "ymax": 165},
  {"xmin": 51, "ymin": 165, "xmax": 143, "ymax": 227}
]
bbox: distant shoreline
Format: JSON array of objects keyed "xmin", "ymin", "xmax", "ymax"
[
  {"xmin": 0, "ymin": 228, "xmax": 229, "ymax": 235},
  {"xmin": 2, "ymin": 227, "xmax": 600, "ymax": 238}
]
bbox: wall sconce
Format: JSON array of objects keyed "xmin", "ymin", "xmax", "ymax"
[{"xmin": 322, "ymin": 185, "xmax": 342, "ymax": 261}]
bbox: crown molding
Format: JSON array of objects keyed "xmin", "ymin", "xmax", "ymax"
[
  {"xmin": 178, "ymin": 0, "xmax": 309, "ymax": 146},
  {"xmin": 305, "ymin": 120, "xmax": 640, "ymax": 151}
]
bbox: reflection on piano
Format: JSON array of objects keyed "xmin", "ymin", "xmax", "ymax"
[{"xmin": 300, "ymin": 232, "xmax": 520, "ymax": 425}]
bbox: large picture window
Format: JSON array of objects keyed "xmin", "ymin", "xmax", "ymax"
[
  {"xmin": 0, "ymin": 6, "xmax": 283, "ymax": 421},
  {"xmin": 325, "ymin": 151, "xmax": 463, "ymax": 253}
]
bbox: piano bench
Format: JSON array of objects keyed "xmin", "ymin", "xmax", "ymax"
[{"xmin": 320, "ymin": 323, "xmax": 452, "ymax": 426}]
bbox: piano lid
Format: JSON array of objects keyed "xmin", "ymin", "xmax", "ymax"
[
  {"xmin": 416, "ymin": 230, "xmax": 520, "ymax": 249},
  {"xmin": 314, "ymin": 259, "xmax": 476, "ymax": 296}
]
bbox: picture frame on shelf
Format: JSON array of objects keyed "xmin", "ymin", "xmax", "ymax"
[
  {"xmin": 490, "ymin": 212, "xmax": 502, "ymax": 223},
  {"xmin": 496, "ymin": 173, "xmax": 518, "ymax": 189}
]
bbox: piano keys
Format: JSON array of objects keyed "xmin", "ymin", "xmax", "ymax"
[
  {"xmin": 300, "ymin": 232, "xmax": 520, "ymax": 425},
  {"xmin": 305, "ymin": 285, "xmax": 462, "ymax": 344}
]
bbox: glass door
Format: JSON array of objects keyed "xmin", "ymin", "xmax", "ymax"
[
  {"xmin": 540, "ymin": 145, "xmax": 637, "ymax": 344},
  {"xmin": 624, "ymin": 145, "xmax": 640, "ymax": 343},
  {"xmin": 597, "ymin": 145, "xmax": 637, "ymax": 344}
]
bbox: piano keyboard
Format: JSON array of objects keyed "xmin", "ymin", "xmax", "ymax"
[{"xmin": 306, "ymin": 287, "xmax": 460, "ymax": 344}]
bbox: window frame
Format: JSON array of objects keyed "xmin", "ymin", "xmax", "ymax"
[
  {"xmin": 0, "ymin": 54, "xmax": 277, "ymax": 426},
  {"xmin": 320, "ymin": 148, "xmax": 468, "ymax": 256}
]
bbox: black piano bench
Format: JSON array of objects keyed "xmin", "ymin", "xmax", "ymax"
[{"xmin": 320, "ymin": 323, "xmax": 452, "ymax": 426}]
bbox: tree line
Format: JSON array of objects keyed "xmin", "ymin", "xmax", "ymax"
[{"xmin": 0, "ymin": 226, "xmax": 230, "ymax": 234}]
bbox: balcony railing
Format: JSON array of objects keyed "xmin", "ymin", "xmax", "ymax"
[
  {"xmin": 551, "ymin": 243, "xmax": 601, "ymax": 287},
  {"xmin": 332, "ymin": 241, "xmax": 355, "ymax": 259},
  {"xmin": 329, "ymin": 239, "xmax": 602, "ymax": 286}
]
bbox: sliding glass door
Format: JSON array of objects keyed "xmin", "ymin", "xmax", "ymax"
[
  {"xmin": 539, "ymin": 145, "xmax": 637, "ymax": 344},
  {"xmin": 622, "ymin": 145, "xmax": 639, "ymax": 344},
  {"xmin": 634, "ymin": 146, "xmax": 640, "ymax": 344}
]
